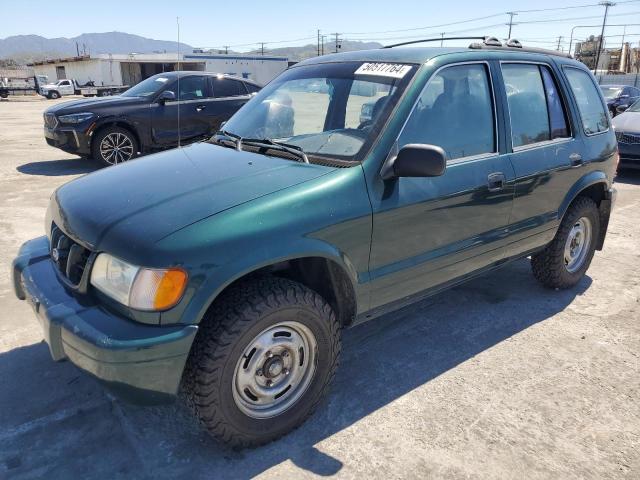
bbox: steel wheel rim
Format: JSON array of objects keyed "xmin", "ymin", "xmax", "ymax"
[
  {"xmin": 232, "ymin": 321, "xmax": 318, "ymax": 419},
  {"xmin": 564, "ymin": 216, "xmax": 592, "ymax": 273},
  {"xmin": 100, "ymin": 132, "xmax": 134, "ymax": 165}
]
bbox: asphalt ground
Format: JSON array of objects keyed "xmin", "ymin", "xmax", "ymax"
[{"xmin": 0, "ymin": 95, "xmax": 638, "ymax": 479}]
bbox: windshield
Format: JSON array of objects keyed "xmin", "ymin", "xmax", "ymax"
[
  {"xmin": 121, "ymin": 75, "xmax": 172, "ymax": 98},
  {"xmin": 218, "ymin": 61, "xmax": 416, "ymax": 163},
  {"xmin": 626, "ymin": 99, "xmax": 640, "ymax": 112},
  {"xmin": 601, "ymin": 86, "xmax": 622, "ymax": 100}
]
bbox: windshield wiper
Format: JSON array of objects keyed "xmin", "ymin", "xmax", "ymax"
[
  {"xmin": 212, "ymin": 131, "xmax": 309, "ymax": 163},
  {"xmin": 241, "ymin": 138, "xmax": 309, "ymax": 163},
  {"xmin": 213, "ymin": 129, "xmax": 243, "ymax": 150}
]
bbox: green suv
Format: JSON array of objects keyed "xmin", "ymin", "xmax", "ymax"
[{"xmin": 13, "ymin": 38, "xmax": 617, "ymax": 447}]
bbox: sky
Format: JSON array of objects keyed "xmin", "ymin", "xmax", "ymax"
[{"xmin": 3, "ymin": 0, "xmax": 640, "ymax": 53}]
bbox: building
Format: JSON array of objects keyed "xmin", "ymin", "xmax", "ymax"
[
  {"xmin": 28, "ymin": 51, "xmax": 288, "ymax": 87},
  {"xmin": 575, "ymin": 35, "xmax": 640, "ymax": 73}
]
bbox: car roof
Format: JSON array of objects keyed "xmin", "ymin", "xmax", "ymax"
[
  {"xmin": 296, "ymin": 46, "xmax": 583, "ymax": 68},
  {"xmin": 151, "ymin": 71, "xmax": 261, "ymax": 86}
]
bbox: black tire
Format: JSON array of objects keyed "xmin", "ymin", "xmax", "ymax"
[
  {"xmin": 531, "ymin": 196, "xmax": 600, "ymax": 289},
  {"xmin": 91, "ymin": 126, "xmax": 139, "ymax": 167},
  {"xmin": 183, "ymin": 276, "xmax": 341, "ymax": 448},
  {"xmin": 48, "ymin": 91, "xmax": 60, "ymax": 99}
]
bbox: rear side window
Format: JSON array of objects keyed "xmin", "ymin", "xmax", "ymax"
[
  {"xmin": 502, "ymin": 64, "xmax": 570, "ymax": 148},
  {"xmin": 398, "ymin": 63, "xmax": 495, "ymax": 160},
  {"xmin": 212, "ymin": 78, "xmax": 248, "ymax": 98},
  {"xmin": 540, "ymin": 67, "xmax": 569, "ymax": 139},
  {"xmin": 564, "ymin": 68, "xmax": 609, "ymax": 135}
]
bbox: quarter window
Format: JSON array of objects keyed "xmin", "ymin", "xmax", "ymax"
[
  {"xmin": 564, "ymin": 68, "xmax": 609, "ymax": 135},
  {"xmin": 398, "ymin": 63, "xmax": 495, "ymax": 160}
]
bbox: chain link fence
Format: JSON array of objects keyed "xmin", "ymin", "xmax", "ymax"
[{"xmin": 596, "ymin": 73, "xmax": 640, "ymax": 87}]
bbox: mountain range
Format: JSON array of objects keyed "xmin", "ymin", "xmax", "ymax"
[
  {"xmin": 0, "ymin": 32, "xmax": 193, "ymax": 62},
  {"xmin": 0, "ymin": 32, "xmax": 382, "ymax": 63}
]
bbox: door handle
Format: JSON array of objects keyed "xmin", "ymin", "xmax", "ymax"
[
  {"xmin": 569, "ymin": 153, "xmax": 583, "ymax": 167},
  {"xmin": 487, "ymin": 172, "xmax": 506, "ymax": 192},
  {"xmin": 196, "ymin": 105, "xmax": 206, "ymax": 112}
]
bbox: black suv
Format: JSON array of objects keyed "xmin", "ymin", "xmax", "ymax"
[{"xmin": 43, "ymin": 71, "xmax": 261, "ymax": 165}]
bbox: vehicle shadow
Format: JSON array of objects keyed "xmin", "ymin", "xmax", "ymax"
[
  {"xmin": 0, "ymin": 259, "xmax": 592, "ymax": 479},
  {"xmin": 16, "ymin": 158, "xmax": 100, "ymax": 177},
  {"xmin": 615, "ymin": 168, "xmax": 640, "ymax": 185}
]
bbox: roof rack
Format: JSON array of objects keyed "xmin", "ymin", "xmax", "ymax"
[
  {"xmin": 383, "ymin": 36, "xmax": 572, "ymax": 59},
  {"xmin": 470, "ymin": 38, "xmax": 572, "ymax": 58},
  {"xmin": 382, "ymin": 36, "xmax": 498, "ymax": 49}
]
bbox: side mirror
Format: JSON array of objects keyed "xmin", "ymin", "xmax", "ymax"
[
  {"xmin": 616, "ymin": 104, "xmax": 629, "ymax": 114},
  {"xmin": 381, "ymin": 144, "xmax": 447, "ymax": 180},
  {"xmin": 158, "ymin": 90, "xmax": 176, "ymax": 104}
]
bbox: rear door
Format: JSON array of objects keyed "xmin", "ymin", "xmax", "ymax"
[
  {"xmin": 367, "ymin": 61, "xmax": 515, "ymax": 310},
  {"xmin": 499, "ymin": 61, "xmax": 581, "ymax": 256},
  {"xmin": 207, "ymin": 77, "xmax": 252, "ymax": 131}
]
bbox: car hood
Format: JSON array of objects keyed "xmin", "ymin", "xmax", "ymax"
[
  {"xmin": 612, "ymin": 111, "xmax": 640, "ymax": 133},
  {"xmin": 45, "ymin": 96, "xmax": 145, "ymax": 114},
  {"xmin": 50, "ymin": 142, "xmax": 334, "ymax": 258}
]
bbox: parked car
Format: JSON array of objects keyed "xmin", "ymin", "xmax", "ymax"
[
  {"xmin": 39, "ymin": 78, "xmax": 129, "ymax": 99},
  {"xmin": 42, "ymin": 71, "xmax": 261, "ymax": 165},
  {"xmin": 600, "ymin": 84, "xmax": 640, "ymax": 117},
  {"xmin": 14, "ymin": 38, "xmax": 617, "ymax": 447},
  {"xmin": 612, "ymin": 99, "xmax": 640, "ymax": 169}
]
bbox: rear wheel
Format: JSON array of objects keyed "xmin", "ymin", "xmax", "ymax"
[
  {"xmin": 91, "ymin": 126, "xmax": 138, "ymax": 166},
  {"xmin": 183, "ymin": 276, "xmax": 341, "ymax": 448},
  {"xmin": 531, "ymin": 196, "xmax": 600, "ymax": 289}
]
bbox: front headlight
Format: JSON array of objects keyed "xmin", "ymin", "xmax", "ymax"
[
  {"xmin": 58, "ymin": 112, "xmax": 95, "ymax": 124},
  {"xmin": 90, "ymin": 253, "xmax": 187, "ymax": 311}
]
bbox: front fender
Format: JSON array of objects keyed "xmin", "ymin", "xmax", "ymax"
[{"xmin": 186, "ymin": 240, "xmax": 362, "ymax": 327}]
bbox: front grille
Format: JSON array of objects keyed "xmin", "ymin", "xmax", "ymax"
[
  {"xmin": 44, "ymin": 113, "xmax": 58, "ymax": 129},
  {"xmin": 50, "ymin": 224, "xmax": 91, "ymax": 287},
  {"xmin": 615, "ymin": 131, "xmax": 640, "ymax": 144}
]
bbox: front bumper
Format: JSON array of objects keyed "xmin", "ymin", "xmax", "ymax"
[
  {"xmin": 617, "ymin": 142, "xmax": 640, "ymax": 168},
  {"xmin": 12, "ymin": 236, "xmax": 197, "ymax": 404},
  {"xmin": 44, "ymin": 125, "xmax": 92, "ymax": 156}
]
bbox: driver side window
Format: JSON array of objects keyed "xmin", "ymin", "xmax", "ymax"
[{"xmin": 398, "ymin": 63, "xmax": 495, "ymax": 161}]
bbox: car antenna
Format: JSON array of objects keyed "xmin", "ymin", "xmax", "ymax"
[{"xmin": 177, "ymin": 16, "xmax": 181, "ymax": 148}]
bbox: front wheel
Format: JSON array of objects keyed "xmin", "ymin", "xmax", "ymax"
[
  {"xmin": 531, "ymin": 196, "xmax": 600, "ymax": 289},
  {"xmin": 91, "ymin": 126, "xmax": 139, "ymax": 166},
  {"xmin": 183, "ymin": 276, "xmax": 341, "ymax": 448},
  {"xmin": 48, "ymin": 91, "xmax": 60, "ymax": 99}
]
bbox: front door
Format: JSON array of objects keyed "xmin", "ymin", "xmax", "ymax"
[
  {"xmin": 151, "ymin": 75, "xmax": 213, "ymax": 146},
  {"xmin": 367, "ymin": 62, "xmax": 515, "ymax": 310}
]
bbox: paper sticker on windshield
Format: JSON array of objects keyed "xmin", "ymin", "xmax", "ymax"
[
  {"xmin": 355, "ymin": 63, "xmax": 412, "ymax": 79},
  {"xmin": 155, "ymin": 77, "xmax": 169, "ymax": 83}
]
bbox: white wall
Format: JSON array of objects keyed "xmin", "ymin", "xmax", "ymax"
[
  {"xmin": 32, "ymin": 59, "xmax": 123, "ymax": 86},
  {"xmin": 185, "ymin": 55, "xmax": 288, "ymax": 85}
]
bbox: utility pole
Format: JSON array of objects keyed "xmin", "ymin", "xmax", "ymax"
[
  {"xmin": 223, "ymin": 45, "xmax": 229, "ymax": 54},
  {"xmin": 594, "ymin": 1, "xmax": 615, "ymax": 73},
  {"xmin": 259, "ymin": 42, "xmax": 265, "ymax": 56},
  {"xmin": 317, "ymin": 29, "xmax": 321, "ymax": 56},
  {"xmin": 506, "ymin": 12, "xmax": 518, "ymax": 39},
  {"xmin": 332, "ymin": 33, "xmax": 341, "ymax": 53},
  {"xmin": 556, "ymin": 36, "xmax": 564, "ymax": 51},
  {"xmin": 440, "ymin": 32, "xmax": 445, "ymax": 47},
  {"xmin": 321, "ymin": 35, "xmax": 326, "ymax": 55}
]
